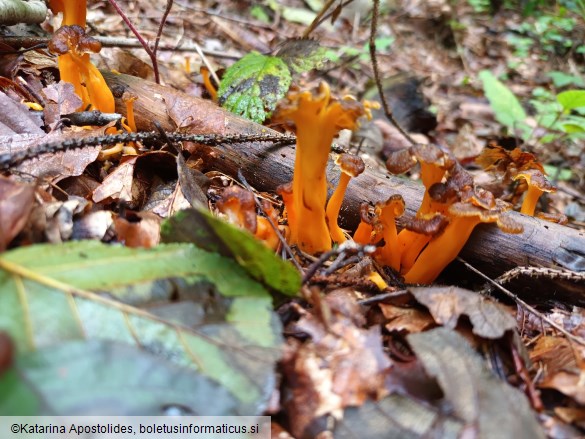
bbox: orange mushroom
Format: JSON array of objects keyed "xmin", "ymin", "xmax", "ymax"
[
  {"xmin": 513, "ymin": 169, "xmax": 556, "ymax": 216},
  {"xmin": 216, "ymin": 186, "xmax": 280, "ymax": 250},
  {"xmin": 201, "ymin": 66, "xmax": 218, "ymax": 102},
  {"xmin": 122, "ymin": 91, "xmax": 138, "ymax": 132},
  {"xmin": 403, "ymin": 199, "xmax": 523, "ymax": 284},
  {"xmin": 47, "ymin": 0, "xmax": 114, "ymax": 114},
  {"xmin": 353, "ymin": 203, "xmax": 375, "ymax": 245},
  {"xmin": 273, "ymin": 83, "xmax": 372, "ymax": 254},
  {"xmin": 398, "ymin": 212, "xmax": 449, "ymax": 272},
  {"xmin": 373, "ymin": 195, "xmax": 405, "ymax": 272},
  {"xmin": 48, "ymin": 0, "xmax": 86, "ymax": 27},
  {"xmin": 216, "ymin": 186, "xmax": 257, "ymax": 232},
  {"xmin": 385, "ymin": 145, "xmax": 456, "ymax": 272},
  {"xmin": 326, "ymin": 153, "xmax": 365, "ymax": 244}
]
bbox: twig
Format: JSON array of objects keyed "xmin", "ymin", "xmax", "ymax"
[
  {"xmin": 486, "ymin": 266, "xmax": 585, "ymax": 290},
  {"xmin": 318, "ymin": 0, "xmax": 357, "ymax": 27},
  {"xmin": 369, "ymin": 0, "xmax": 415, "ymax": 146},
  {"xmin": 302, "ymin": 241, "xmax": 376, "ymax": 284},
  {"xmin": 302, "ymin": 0, "xmax": 337, "ymax": 38},
  {"xmin": 106, "ymin": 0, "xmax": 172, "ymax": 84},
  {"xmin": 192, "ymin": 41, "xmax": 221, "ymax": 86},
  {"xmin": 0, "ymin": 36, "xmax": 241, "ymax": 59},
  {"xmin": 457, "ymin": 257, "xmax": 585, "ymax": 346},
  {"xmin": 237, "ymin": 170, "xmax": 303, "ymax": 273},
  {"xmin": 153, "ymin": 0, "xmax": 174, "ymax": 62},
  {"xmin": 357, "ymin": 290, "xmax": 409, "ymax": 306},
  {"xmin": 0, "ymin": 131, "xmax": 296, "ymax": 171}
]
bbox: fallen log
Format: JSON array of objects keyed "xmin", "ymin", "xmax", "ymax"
[{"xmin": 103, "ymin": 72, "xmax": 585, "ymax": 302}]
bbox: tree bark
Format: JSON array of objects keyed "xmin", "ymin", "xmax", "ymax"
[{"xmin": 103, "ymin": 72, "xmax": 585, "ymax": 301}]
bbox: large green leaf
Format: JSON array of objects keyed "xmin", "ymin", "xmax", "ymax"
[
  {"xmin": 0, "ymin": 241, "xmax": 282, "ymax": 415},
  {"xmin": 218, "ymin": 51, "xmax": 292, "ymax": 123},
  {"xmin": 161, "ymin": 208, "xmax": 301, "ymax": 296},
  {"xmin": 479, "ymin": 70, "xmax": 528, "ymax": 135},
  {"xmin": 0, "ymin": 341, "xmax": 240, "ymax": 415},
  {"xmin": 557, "ymin": 90, "xmax": 585, "ymax": 112}
]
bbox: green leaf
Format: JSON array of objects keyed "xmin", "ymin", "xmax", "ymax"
[
  {"xmin": 281, "ymin": 6, "xmax": 316, "ymax": 25},
  {"xmin": 557, "ymin": 90, "xmax": 585, "ymax": 112},
  {"xmin": 0, "ymin": 341, "xmax": 242, "ymax": 415},
  {"xmin": 218, "ymin": 51, "xmax": 292, "ymax": 123},
  {"xmin": 0, "ymin": 241, "xmax": 282, "ymax": 414},
  {"xmin": 479, "ymin": 70, "xmax": 528, "ymax": 133},
  {"xmin": 277, "ymin": 38, "xmax": 328, "ymax": 74},
  {"xmin": 547, "ymin": 71, "xmax": 585, "ymax": 88},
  {"xmin": 249, "ymin": 5, "xmax": 270, "ymax": 23},
  {"xmin": 543, "ymin": 164, "xmax": 573, "ymax": 181},
  {"xmin": 161, "ymin": 208, "xmax": 301, "ymax": 296}
]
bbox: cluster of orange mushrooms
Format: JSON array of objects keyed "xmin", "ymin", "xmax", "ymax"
[
  {"xmin": 48, "ymin": 3, "xmax": 556, "ymax": 285},
  {"xmin": 217, "ymin": 84, "xmax": 561, "ymax": 285}
]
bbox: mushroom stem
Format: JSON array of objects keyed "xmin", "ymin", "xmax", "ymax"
[
  {"xmin": 49, "ymin": 0, "xmax": 87, "ymax": 27},
  {"xmin": 353, "ymin": 222, "xmax": 373, "ymax": 245},
  {"xmin": 326, "ymin": 172, "xmax": 351, "ymax": 244},
  {"xmin": 201, "ymin": 66, "xmax": 218, "ymax": 101},
  {"xmin": 520, "ymin": 186, "xmax": 543, "ymax": 216},
  {"xmin": 403, "ymin": 217, "xmax": 478, "ymax": 284},
  {"xmin": 377, "ymin": 214, "xmax": 401, "ymax": 271},
  {"xmin": 418, "ymin": 161, "xmax": 446, "ymax": 214},
  {"xmin": 67, "ymin": 50, "xmax": 115, "ymax": 113},
  {"xmin": 291, "ymin": 119, "xmax": 332, "ymax": 253},
  {"xmin": 399, "ymin": 232, "xmax": 431, "ymax": 272},
  {"xmin": 374, "ymin": 196, "xmax": 405, "ymax": 272}
]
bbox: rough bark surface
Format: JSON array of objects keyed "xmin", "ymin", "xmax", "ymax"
[{"xmin": 103, "ymin": 72, "xmax": 585, "ymax": 301}]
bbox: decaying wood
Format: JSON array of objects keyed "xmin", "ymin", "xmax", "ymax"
[{"xmin": 103, "ymin": 72, "xmax": 585, "ymax": 301}]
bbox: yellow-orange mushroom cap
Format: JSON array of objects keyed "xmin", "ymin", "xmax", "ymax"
[
  {"xmin": 513, "ymin": 169, "xmax": 555, "ymax": 216},
  {"xmin": 326, "ymin": 153, "xmax": 365, "ymax": 244},
  {"xmin": 273, "ymin": 82, "xmax": 369, "ymax": 254},
  {"xmin": 404, "ymin": 199, "xmax": 523, "ymax": 284}
]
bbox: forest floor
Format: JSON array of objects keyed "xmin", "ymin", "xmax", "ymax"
[{"xmin": 1, "ymin": 0, "xmax": 585, "ymax": 437}]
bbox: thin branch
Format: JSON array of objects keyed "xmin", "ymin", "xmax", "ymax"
[
  {"xmin": 106, "ymin": 0, "xmax": 169, "ymax": 84},
  {"xmin": 0, "ymin": 35, "xmax": 241, "ymax": 59},
  {"xmin": 457, "ymin": 257, "xmax": 585, "ymax": 346},
  {"xmin": 369, "ymin": 0, "xmax": 415, "ymax": 145},
  {"xmin": 192, "ymin": 41, "xmax": 221, "ymax": 85},
  {"xmin": 303, "ymin": 0, "xmax": 337, "ymax": 38},
  {"xmin": 153, "ymin": 0, "xmax": 174, "ymax": 62}
]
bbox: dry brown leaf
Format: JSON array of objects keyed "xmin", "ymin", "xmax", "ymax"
[
  {"xmin": 92, "ymin": 157, "xmax": 137, "ymax": 204},
  {"xmin": 408, "ymin": 328, "xmax": 545, "ymax": 439},
  {"xmin": 541, "ymin": 371, "xmax": 585, "ymax": 405},
  {"xmin": 0, "ymin": 90, "xmax": 43, "ymax": 135},
  {"xmin": 379, "ymin": 303, "xmax": 436, "ymax": 333},
  {"xmin": 0, "ymin": 176, "xmax": 35, "ymax": 251},
  {"xmin": 530, "ymin": 336, "xmax": 577, "ymax": 377},
  {"xmin": 114, "ymin": 212, "xmax": 161, "ymax": 248},
  {"xmin": 282, "ymin": 289, "xmax": 390, "ymax": 438},
  {"xmin": 409, "ymin": 286, "xmax": 516, "ymax": 339},
  {"xmin": 41, "ymin": 81, "xmax": 83, "ymax": 128}
]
